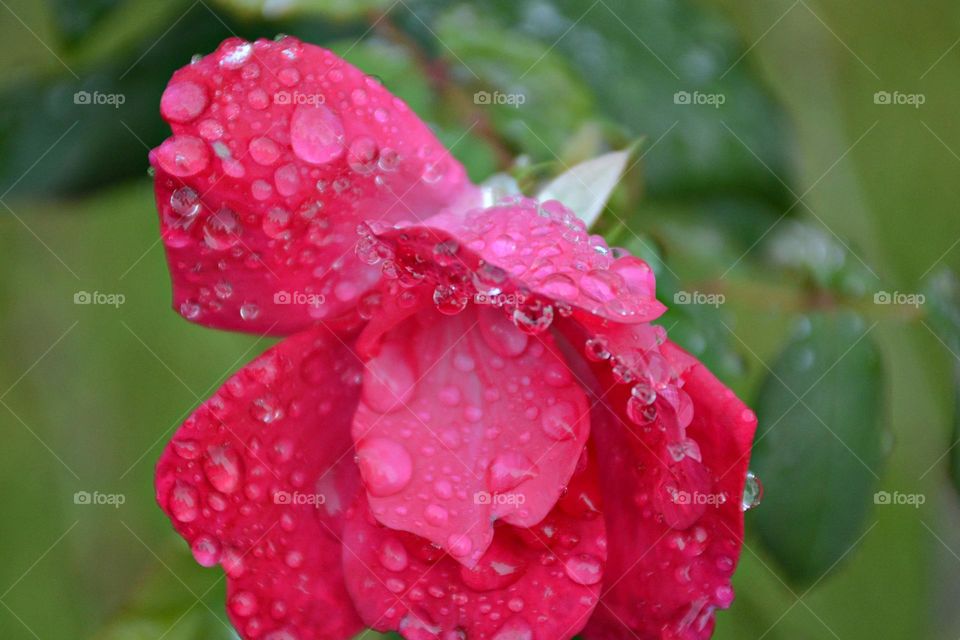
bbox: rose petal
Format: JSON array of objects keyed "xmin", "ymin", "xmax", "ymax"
[
  {"xmin": 363, "ymin": 197, "xmax": 665, "ymax": 325},
  {"xmin": 154, "ymin": 326, "xmax": 366, "ymax": 639},
  {"xmin": 151, "ymin": 36, "xmax": 475, "ymax": 334},
  {"xmin": 562, "ymin": 331, "xmax": 757, "ymax": 640},
  {"xmin": 342, "ymin": 449, "xmax": 606, "ymax": 638},
  {"xmin": 350, "ymin": 303, "xmax": 591, "ymax": 566}
]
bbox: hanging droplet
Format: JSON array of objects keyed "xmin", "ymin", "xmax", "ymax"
[{"xmin": 741, "ymin": 471, "xmax": 763, "ymax": 511}]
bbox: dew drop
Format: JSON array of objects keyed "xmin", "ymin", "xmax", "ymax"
[{"xmin": 290, "ymin": 104, "xmax": 344, "ymax": 164}]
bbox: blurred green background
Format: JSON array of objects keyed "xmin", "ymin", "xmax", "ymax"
[{"xmin": 2, "ymin": 0, "xmax": 960, "ymax": 638}]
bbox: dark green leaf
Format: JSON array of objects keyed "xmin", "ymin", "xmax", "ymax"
[{"xmin": 751, "ymin": 312, "xmax": 885, "ymax": 584}]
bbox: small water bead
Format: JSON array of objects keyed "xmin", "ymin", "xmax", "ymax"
[
  {"xmin": 160, "ymin": 80, "xmax": 208, "ymax": 123},
  {"xmin": 347, "ymin": 136, "xmax": 379, "ymax": 174},
  {"xmin": 274, "ymin": 163, "xmax": 301, "ymax": 196},
  {"xmin": 541, "ymin": 402, "xmax": 579, "ymax": 441},
  {"xmin": 262, "ymin": 208, "xmax": 291, "ymax": 239},
  {"xmin": 230, "ymin": 591, "xmax": 259, "ymax": 617},
  {"xmin": 584, "ymin": 337, "xmax": 611, "ymax": 362},
  {"xmin": 631, "ymin": 383, "xmax": 657, "ymax": 405},
  {"xmin": 203, "ymin": 206, "xmax": 242, "ymax": 250},
  {"xmin": 247, "ymin": 88, "xmax": 270, "ymax": 110},
  {"xmin": 156, "ymin": 135, "xmax": 209, "ymax": 177},
  {"xmin": 204, "ymin": 444, "xmax": 243, "ymax": 493},
  {"xmin": 250, "ymin": 394, "xmax": 282, "ymax": 424},
  {"xmin": 249, "ymin": 136, "xmax": 281, "ymax": 165},
  {"xmin": 169, "ymin": 187, "xmax": 201, "ymax": 221},
  {"xmin": 511, "ymin": 301, "xmax": 554, "ymax": 335},
  {"xmin": 488, "ymin": 452, "xmax": 538, "ymax": 493},
  {"xmin": 378, "ymin": 147, "xmax": 400, "ymax": 172},
  {"xmin": 433, "ymin": 284, "xmax": 468, "ymax": 315},
  {"xmin": 278, "ymin": 67, "xmax": 300, "ymax": 86},
  {"xmin": 540, "ymin": 273, "xmax": 579, "ymax": 300},
  {"xmin": 741, "ymin": 471, "xmax": 763, "ymax": 511},
  {"xmin": 219, "ymin": 41, "xmax": 252, "ymax": 69},
  {"xmin": 379, "ymin": 538, "xmax": 409, "ymax": 572},
  {"xmin": 191, "ymin": 535, "xmax": 221, "ymax": 567},
  {"xmin": 626, "ymin": 396, "xmax": 657, "ymax": 425},
  {"xmin": 169, "ymin": 481, "xmax": 200, "ymax": 522},
  {"xmin": 179, "ymin": 300, "xmax": 201, "ymax": 320},
  {"xmin": 240, "ymin": 303, "xmax": 260, "ymax": 321}
]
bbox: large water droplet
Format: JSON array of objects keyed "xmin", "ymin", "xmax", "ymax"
[
  {"xmin": 203, "ymin": 206, "xmax": 241, "ymax": 250},
  {"xmin": 160, "ymin": 81, "xmax": 208, "ymax": 123},
  {"xmin": 156, "ymin": 135, "xmax": 209, "ymax": 177},
  {"xmin": 563, "ymin": 553, "xmax": 602, "ymax": 585},
  {"xmin": 191, "ymin": 534, "xmax": 221, "ymax": 567},
  {"xmin": 204, "ymin": 444, "xmax": 243, "ymax": 493},
  {"xmin": 356, "ymin": 437, "xmax": 413, "ymax": 497},
  {"xmin": 488, "ymin": 452, "xmax": 538, "ymax": 493},
  {"xmin": 290, "ymin": 104, "xmax": 344, "ymax": 164}
]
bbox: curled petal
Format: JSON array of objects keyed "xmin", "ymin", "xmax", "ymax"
[
  {"xmin": 351, "ymin": 303, "xmax": 591, "ymax": 566},
  {"xmin": 362, "ymin": 197, "xmax": 665, "ymax": 326},
  {"xmin": 155, "ymin": 327, "xmax": 366, "ymax": 639},
  {"xmin": 561, "ymin": 323, "xmax": 757, "ymax": 640},
  {"xmin": 151, "ymin": 36, "xmax": 475, "ymax": 334},
  {"xmin": 342, "ymin": 449, "xmax": 607, "ymax": 639}
]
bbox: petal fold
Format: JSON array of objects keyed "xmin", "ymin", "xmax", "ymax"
[
  {"xmin": 155, "ymin": 327, "xmax": 366, "ymax": 639},
  {"xmin": 351, "ymin": 303, "xmax": 591, "ymax": 566},
  {"xmin": 342, "ymin": 449, "xmax": 607, "ymax": 639}
]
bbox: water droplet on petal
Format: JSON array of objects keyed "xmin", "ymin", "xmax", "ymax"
[
  {"xmin": 564, "ymin": 553, "xmax": 602, "ymax": 585},
  {"xmin": 356, "ymin": 437, "xmax": 413, "ymax": 497},
  {"xmin": 290, "ymin": 104, "xmax": 344, "ymax": 165},
  {"xmin": 203, "ymin": 206, "xmax": 241, "ymax": 250},
  {"xmin": 156, "ymin": 135, "xmax": 209, "ymax": 177},
  {"xmin": 160, "ymin": 81, "xmax": 208, "ymax": 123},
  {"xmin": 191, "ymin": 535, "xmax": 221, "ymax": 567}
]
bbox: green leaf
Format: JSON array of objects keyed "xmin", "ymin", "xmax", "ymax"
[
  {"xmin": 537, "ymin": 148, "xmax": 632, "ymax": 229},
  {"xmin": 751, "ymin": 312, "xmax": 885, "ymax": 585},
  {"xmin": 430, "ymin": 4, "xmax": 596, "ymax": 160}
]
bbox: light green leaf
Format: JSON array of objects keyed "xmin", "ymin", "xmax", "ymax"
[{"xmin": 537, "ymin": 148, "xmax": 631, "ymax": 229}]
